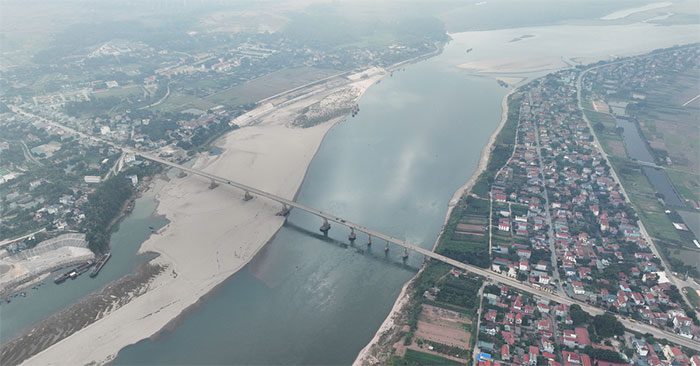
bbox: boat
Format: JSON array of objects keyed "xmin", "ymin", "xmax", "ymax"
[
  {"xmin": 54, "ymin": 272, "xmax": 70, "ymax": 284},
  {"xmin": 90, "ymin": 253, "xmax": 112, "ymax": 278},
  {"xmin": 54, "ymin": 260, "xmax": 95, "ymax": 284},
  {"xmin": 74, "ymin": 260, "xmax": 95, "ymax": 276}
]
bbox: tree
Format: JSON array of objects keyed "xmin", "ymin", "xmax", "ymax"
[
  {"xmin": 592, "ymin": 313, "xmax": 624, "ymax": 338},
  {"xmin": 81, "ymin": 174, "xmax": 134, "ymax": 253},
  {"xmin": 570, "ymin": 304, "xmax": 591, "ymax": 326},
  {"xmin": 584, "ymin": 346, "xmax": 626, "ymax": 363}
]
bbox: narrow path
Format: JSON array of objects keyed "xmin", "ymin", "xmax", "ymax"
[
  {"xmin": 19, "ymin": 140, "xmax": 43, "ymax": 166},
  {"xmin": 682, "ymin": 93, "xmax": 700, "ymax": 107},
  {"xmin": 139, "ymin": 83, "xmax": 170, "ymax": 110},
  {"xmin": 471, "ymin": 282, "xmax": 487, "ymax": 364}
]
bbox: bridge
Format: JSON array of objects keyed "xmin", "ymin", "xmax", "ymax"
[{"xmin": 13, "ymin": 105, "xmax": 700, "ymax": 351}]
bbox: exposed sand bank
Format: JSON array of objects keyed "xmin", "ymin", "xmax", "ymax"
[
  {"xmin": 600, "ymin": 2, "xmax": 672, "ymax": 20},
  {"xmin": 455, "ymin": 23, "xmax": 699, "ymax": 74},
  {"xmin": 22, "ymin": 71, "xmax": 384, "ymax": 366}
]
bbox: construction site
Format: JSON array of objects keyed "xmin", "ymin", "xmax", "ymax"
[{"xmin": 0, "ymin": 233, "xmax": 95, "ymax": 297}]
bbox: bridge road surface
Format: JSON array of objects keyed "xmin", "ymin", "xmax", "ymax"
[{"xmin": 14, "ymin": 105, "xmax": 700, "ymax": 351}]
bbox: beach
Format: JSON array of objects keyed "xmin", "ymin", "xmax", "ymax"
[{"xmin": 21, "ymin": 71, "xmax": 383, "ymax": 366}]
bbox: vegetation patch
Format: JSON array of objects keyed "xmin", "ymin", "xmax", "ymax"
[{"xmin": 394, "ymin": 348, "xmax": 465, "ymax": 366}]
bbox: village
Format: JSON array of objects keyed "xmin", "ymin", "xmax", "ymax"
[
  {"xmin": 475, "ymin": 45, "xmax": 699, "ymax": 365},
  {"xmin": 381, "ymin": 45, "xmax": 700, "ymax": 366}
]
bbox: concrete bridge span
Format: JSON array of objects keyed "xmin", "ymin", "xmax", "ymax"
[{"xmin": 17, "ymin": 105, "xmax": 700, "ymax": 351}]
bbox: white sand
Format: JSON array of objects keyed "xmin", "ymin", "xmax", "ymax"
[
  {"xmin": 600, "ymin": 2, "xmax": 672, "ymax": 20},
  {"xmin": 455, "ymin": 23, "xmax": 699, "ymax": 74},
  {"xmin": 23, "ymin": 72, "xmax": 384, "ymax": 366}
]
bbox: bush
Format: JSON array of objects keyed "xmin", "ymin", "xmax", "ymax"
[{"xmin": 592, "ymin": 313, "xmax": 624, "ymax": 338}]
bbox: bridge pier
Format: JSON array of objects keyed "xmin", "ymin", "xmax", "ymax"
[
  {"xmin": 367, "ymin": 234, "xmax": 372, "ymax": 247},
  {"xmin": 243, "ymin": 191, "xmax": 253, "ymax": 201},
  {"xmin": 319, "ymin": 218, "xmax": 331, "ymax": 236},
  {"xmin": 348, "ymin": 228, "xmax": 356, "ymax": 242},
  {"xmin": 402, "ymin": 248, "xmax": 409, "ymax": 260},
  {"xmin": 209, "ymin": 179, "xmax": 219, "ymax": 190},
  {"xmin": 276, "ymin": 204, "xmax": 291, "ymax": 217},
  {"xmin": 384, "ymin": 241, "xmax": 390, "ymax": 254},
  {"xmin": 177, "ymin": 170, "xmax": 188, "ymax": 178}
]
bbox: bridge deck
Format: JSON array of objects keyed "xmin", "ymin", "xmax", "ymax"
[
  {"xmin": 17, "ymin": 105, "xmax": 700, "ymax": 350},
  {"xmin": 140, "ymin": 152, "xmax": 700, "ymax": 350}
]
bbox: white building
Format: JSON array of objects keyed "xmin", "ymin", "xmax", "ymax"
[
  {"xmin": 127, "ymin": 175, "xmax": 138, "ymax": 186},
  {"xmin": 84, "ymin": 175, "xmax": 101, "ymax": 184}
]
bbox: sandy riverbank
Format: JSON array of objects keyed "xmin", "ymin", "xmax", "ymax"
[
  {"xmin": 454, "ymin": 23, "xmax": 699, "ymax": 75},
  {"xmin": 353, "ymin": 87, "xmax": 515, "ymax": 366},
  {"xmin": 354, "ymin": 20, "xmax": 700, "ymax": 364},
  {"xmin": 21, "ymin": 70, "xmax": 384, "ymax": 366}
]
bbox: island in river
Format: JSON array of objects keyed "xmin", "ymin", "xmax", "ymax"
[
  {"xmin": 4, "ymin": 68, "xmax": 386, "ymax": 365},
  {"xmin": 113, "ymin": 19, "xmax": 698, "ymax": 366},
  {"xmin": 6, "ymin": 5, "xmax": 700, "ymax": 366}
]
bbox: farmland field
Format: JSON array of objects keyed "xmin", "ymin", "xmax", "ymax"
[
  {"xmin": 150, "ymin": 93, "xmax": 217, "ymax": 113},
  {"xmin": 633, "ymin": 68, "xmax": 700, "ymax": 173},
  {"xmin": 92, "ymin": 85, "xmax": 144, "ymax": 100},
  {"xmin": 400, "ymin": 347, "xmax": 465, "ymax": 366},
  {"xmin": 204, "ymin": 67, "xmax": 341, "ymax": 107}
]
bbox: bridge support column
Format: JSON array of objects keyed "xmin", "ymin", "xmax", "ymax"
[
  {"xmin": 348, "ymin": 228, "xmax": 356, "ymax": 242},
  {"xmin": 367, "ymin": 234, "xmax": 372, "ymax": 247},
  {"xmin": 384, "ymin": 241, "xmax": 390, "ymax": 254},
  {"xmin": 276, "ymin": 204, "xmax": 291, "ymax": 217},
  {"xmin": 320, "ymin": 218, "xmax": 331, "ymax": 236},
  {"xmin": 209, "ymin": 179, "xmax": 219, "ymax": 189},
  {"xmin": 402, "ymin": 248, "xmax": 409, "ymax": 260},
  {"xmin": 243, "ymin": 191, "xmax": 253, "ymax": 201}
]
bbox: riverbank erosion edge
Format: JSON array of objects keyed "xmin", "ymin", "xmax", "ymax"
[{"xmin": 16, "ymin": 70, "xmax": 385, "ymax": 366}]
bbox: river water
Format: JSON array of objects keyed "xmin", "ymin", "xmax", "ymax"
[
  {"xmin": 114, "ymin": 37, "xmax": 506, "ymax": 365},
  {"xmin": 615, "ymin": 117, "xmax": 685, "ymax": 207},
  {"xmin": 0, "ymin": 190, "xmax": 167, "ymax": 342},
  {"xmin": 6, "ymin": 12, "xmax": 697, "ymax": 365}
]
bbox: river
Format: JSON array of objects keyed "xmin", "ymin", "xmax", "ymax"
[
  {"xmin": 114, "ymin": 36, "xmax": 507, "ymax": 365},
  {"xmin": 615, "ymin": 117, "xmax": 685, "ymax": 207},
  {"xmin": 7, "ymin": 11, "xmax": 698, "ymax": 365},
  {"xmin": 113, "ymin": 19, "xmax": 700, "ymax": 364},
  {"xmin": 0, "ymin": 187, "xmax": 167, "ymax": 342}
]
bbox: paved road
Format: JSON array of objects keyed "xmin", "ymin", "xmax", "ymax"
[
  {"xmin": 576, "ymin": 59, "xmax": 699, "ymax": 313},
  {"xmin": 0, "ymin": 228, "xmax": 47, "ymax": 249},
  {"xmin": 531, "ymin": 90, "xmax": 566, "ymax": 297},
  {"xmin": 471, "ymin": 282, "xmax": 487, "ymax": 364},
  {"xmin": 19, "ymin": 140, "xmax": 43, "ymax": 166},
  {"xmin": 13, "ymin": 105, "xmax": 700, "ymax": 350}
]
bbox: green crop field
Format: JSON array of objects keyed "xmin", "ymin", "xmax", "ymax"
[
  {"xmin": 151, "ymin": 93, "xmax": 217, "ymax": 113},
  {"xmin": 398, "ymin": 349, "xmax": 465, "ymax": 366},
  {"xmin": 204, "ymin": 67, "xmax": 340, "ymax": 107}
]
